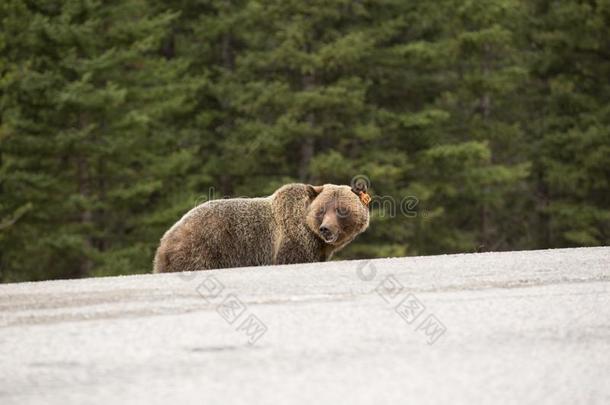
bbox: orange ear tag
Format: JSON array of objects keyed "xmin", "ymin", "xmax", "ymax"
[{"xmin": 359, "ymin": 191, "xmax": 371, "ymax": 207}]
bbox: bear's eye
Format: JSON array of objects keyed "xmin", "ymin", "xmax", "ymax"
[{"xmin": 336, "ymin": 206, "xmax": 350, "ymax": 217}]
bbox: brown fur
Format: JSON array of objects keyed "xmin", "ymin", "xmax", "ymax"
[{"xmin": 153, "ymin": 183, "xmax": 369, "ymax": 273}]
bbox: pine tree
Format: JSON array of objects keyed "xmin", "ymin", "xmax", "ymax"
[
  {"xmin": 526, "ymin": 0, "xmax": 610, "ymax": 247},
  {"xmin": 0, "ymin": 0, "xmax": 187, "ymax": 281},
  {"xmin": 413, "ymin": 0, "xmax": 532, "ymax": 253}
]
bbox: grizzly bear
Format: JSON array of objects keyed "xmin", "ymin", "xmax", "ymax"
[{"xmin": 153, "ymin": 183, "xmax": 370, "ymax": 273}]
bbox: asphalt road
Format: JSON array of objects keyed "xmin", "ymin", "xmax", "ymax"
[{"xmin": 1, "ymin": 247, "xmax": 609, "ymax": 404}]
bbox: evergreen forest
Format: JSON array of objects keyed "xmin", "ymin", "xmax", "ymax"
[{"xmin": 1, "ymin": 0, "xmax": 609, "ymax": 282}]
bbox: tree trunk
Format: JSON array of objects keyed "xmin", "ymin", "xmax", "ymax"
[
  {"xmin": 299, "ymin": 74, "xmax": 316, "ymax": 182},
  {"xmin": 220, "ymin": 174, "xmax": 233, "ymax": 197},
  {"xmin": 221, "ymin": 33, "xmax": 234, "ymax": 71},
  {"xmin": 77, "ymin": 156, "xmax": 94, "ymax": 277},
  {"xmin": 220, "ymin": 27, "xmax": 236, "ymax": 193},
  {"xmin": 299, "ymin": 137, "xmax": 314, "ymax": 182},
  {"xmin": 161, "ymin": 29, "xmax": 175, "ymax": 59},
  {"xmin": 536, "ymin": 168, "xmax": 551, "ymax": 249},
  {"xmin": 479, "ymin": 43, "xmax": 492, "ymax": 250}
]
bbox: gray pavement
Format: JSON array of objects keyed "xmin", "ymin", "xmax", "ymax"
[{"xmin": 1, "ymin": 247, "xmax": 609, "ymax": 404}]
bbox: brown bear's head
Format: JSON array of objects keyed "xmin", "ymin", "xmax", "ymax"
[{"xmin": 306, "ymin": 184, "xmax": 370, "ymax": 246}]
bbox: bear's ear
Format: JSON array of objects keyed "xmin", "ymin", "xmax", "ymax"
[
  {"xmin": 351, "ymin": 181, "xmax": 367, "ymax": 196},
  {"xmin": 306, "ymin": 185, "xmax": 324, "ymax": 199}
]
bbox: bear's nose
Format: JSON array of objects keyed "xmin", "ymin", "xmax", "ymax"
[{"xmin": 319, "ymin": 225, "xmax": 337, "ymax": 243}]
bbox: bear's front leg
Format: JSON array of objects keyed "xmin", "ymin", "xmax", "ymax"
[{"xmin": 274, "ymin": 238, "xmax": 324, "ymax": 265}]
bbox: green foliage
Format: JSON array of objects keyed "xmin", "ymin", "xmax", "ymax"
[{"xmin": 1, "ymin": 0, "xmax": 608, "ymax": 282}]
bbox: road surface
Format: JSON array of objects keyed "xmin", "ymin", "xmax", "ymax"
[{"xmin": 1, "ymin": 247, "xmax": 609, "ymax": 404}]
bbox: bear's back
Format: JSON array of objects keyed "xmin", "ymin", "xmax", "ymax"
[{"xmin": 155, "ymin": 197, "xmax": 274, "ymax": 272}]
